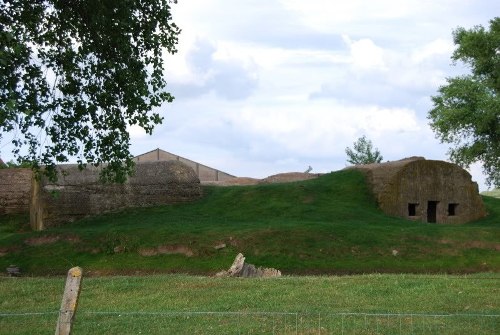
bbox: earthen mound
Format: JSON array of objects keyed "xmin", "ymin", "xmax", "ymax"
[
  {"xmin": 202, "ymin": 177, "xmax": 260, "ymax": 186},
  {"xmin": 259, "ymin": 172, "xmax": 320, "ymax": 184}
]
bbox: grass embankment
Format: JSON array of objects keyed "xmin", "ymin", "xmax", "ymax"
[
  {"xmin": 0, "ymin": 169, "xmax": 499, "ymax": 275},
  {"xmin": 0, "ymin": 274, "xmax": 498, "ymax": 334}
]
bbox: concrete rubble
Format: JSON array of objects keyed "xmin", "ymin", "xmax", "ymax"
[{"xmin": 216, "ymin": 253, "xmax": 281, "ymax": 278}]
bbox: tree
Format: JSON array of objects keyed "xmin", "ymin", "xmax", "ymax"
[
  {"xmin": 428, "ymin": 17, "xmax": 499, "ymax": 188},
  {"xmin": 0, "ymin": 0, "xmax": 180, "ymax": 182},
  {"xmin": 345, "ymin": 135, "xmax": 383, "ymax": 165}
]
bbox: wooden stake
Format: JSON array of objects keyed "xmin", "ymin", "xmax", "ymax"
[{"xmin": 55, "ymin": 267, "xmax": 83, "ymax": 335}]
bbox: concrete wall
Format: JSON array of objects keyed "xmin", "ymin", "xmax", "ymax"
[
  {"xmin": 0, "ymin": 168, "xmax": 32, "ymax": 214},
  {"xmin": 30, "ymin": 161, "xmax": 202, "ymax": 230},
  {"xmin": 353, "ymin": 158, "xmax": 486, "ymax": 224},
  {"xmin": 134, "ymin": 148, "xmax": 236, "ymax": 182}
]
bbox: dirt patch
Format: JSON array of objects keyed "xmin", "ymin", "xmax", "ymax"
[
  {"xmin": 138, "ymin": 248, "xmax": 158, "ymax": 256},
  {"xmin": 0, "ymin": 246, "xmax": 21, "ymax": 257},
  {"xmin": 437, "ymin": 238, "xmax": 500, "ymax": 251},
  {"xmin": 25, "ymin": 235, "xmax": 60, "ymax": 246},
  {"xmin": 65, "ymin": 235, "xmax": 81, "ymax": 243},
  {"xmin": 302, "ymin": 195, "xmax": 315, "ymax": 204},
  {"xmin": 465, "ymin": 240, "xmax": 500, "ymax": 251},
  {"xmin": 24, "ymin": 234, "xmax": 80, "ymax": 246},
  {"xmin": 419, "ymin": 238, "xmax": 500, "ymax": 255},
  {"xmin": 158, "ymin": 245, "xmax": 194, "ymax": 257},
  {"xmin": 229, "ymin": 237, "xmax": 240, "ymax": 247},
  {"xmin": 139, "ymin": 245, "xmax": 194, "ymax": 257}
]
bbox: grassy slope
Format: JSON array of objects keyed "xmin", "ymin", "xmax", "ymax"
[{"xmin": 0, "ymin": 169, "xmax": 499, "ymax": 275}]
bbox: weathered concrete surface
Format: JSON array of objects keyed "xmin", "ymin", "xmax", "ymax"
[
  {"xmin": 216, "ymin": 253, "xmax": 281, "ymax": 278},
  {"xmin": 350, "ymin": 157, "xmax": 486, "ymax": 224},
  {"xmin": 30, "ymin": 161, "xmax": 202, "ymax": 230},
  {"xmin": 0, "ymin": 168, "xmax": 32, "ymax": 214}
]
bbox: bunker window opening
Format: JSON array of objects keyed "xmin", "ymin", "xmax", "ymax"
[
  {"xmin": 448, "ymin": 203, "xmax": 458, "ymax": 216},
  {"xmin": 408, "ymin": 203, "xmax": 418, "ymax": 216}
]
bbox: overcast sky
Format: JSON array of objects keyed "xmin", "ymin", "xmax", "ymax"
[{"xmin": 2, "ymin": 1, "xmax": 498, "ymax": 190}]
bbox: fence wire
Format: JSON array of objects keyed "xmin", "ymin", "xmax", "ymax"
[{"xmin": 1, "ymin": 310, "xmax": 498, "ymax": 334}]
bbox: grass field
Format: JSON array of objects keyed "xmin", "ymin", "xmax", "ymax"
[
  {"xmin": 1, "ymin": 169, "xmax": 499, "ymax": 276},
  {"xmin": 0, "ymin": 273, "xmax": 499, "ymax": 334}
]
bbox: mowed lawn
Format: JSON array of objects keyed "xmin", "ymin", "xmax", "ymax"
[
  {"xmin": 0, "ymin": 273, "xmax": 499, "ymax": 334},
  {"xmin": 1, "ymin": 169, "xmax": 499, "ymax": 276}
]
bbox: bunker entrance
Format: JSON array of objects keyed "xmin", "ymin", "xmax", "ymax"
[{"xmin": 427, "ymin": 201, "xmax": 438, "ymax": 223}]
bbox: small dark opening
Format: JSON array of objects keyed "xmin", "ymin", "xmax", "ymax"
[
  {"xmin": 427, "ymin": 201, "xmax": 438, "ymax": 223},
  {"xmin": 448, "ymin": 203, "xmax": 458, "ymax": 216},
  {"xmin": 408, "ymin": 203, "xmax": 418, "ymax": 216}
]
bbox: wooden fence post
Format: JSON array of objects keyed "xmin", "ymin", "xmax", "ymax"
[
  {"xmin": 55, "ymin": 267, "xmax": 83, "ymax": 335},
  {"xmin": 30, "ymin": 175, "xmax": 43, "ymax": 231}
]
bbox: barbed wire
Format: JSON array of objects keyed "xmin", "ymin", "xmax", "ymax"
[
  {"xmin": 1, "ymin": 310, "xmax": 498, "ymax": 317},
  {"xmin": 1, "ymin": 310, "xmax": 497, "ymax": 334}
]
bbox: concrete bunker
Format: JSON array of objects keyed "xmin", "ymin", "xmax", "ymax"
[
  {"xmin": 30, "ymin": 160, "xmax": 202, "ymax": 230},
  {"xmin": 351, "ymin": 157, "xmax": 486, "ymax": 224}
]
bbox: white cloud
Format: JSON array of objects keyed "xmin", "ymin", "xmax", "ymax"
[
  {"xmin": 166, "ymin": 38, "xmax": 259, "ymax": 100},
  {"xmin": 127, "ymin": 125, "xmax": 148, "ymax": 140},
  {"xmin": 227, "ymin": 100, "xmax": 420, "ymax": 158},
  {"xmin": 342, "ymin": 35, "xmax": 387, "ymax": 72},
  {"xmin": 411, "ymin": 39, "xmax": 455, "ymax": 64}
]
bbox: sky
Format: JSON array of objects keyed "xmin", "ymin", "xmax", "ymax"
[{"xmin": 2, "ymin": 1, "xmax": 498, "ymax": 190}]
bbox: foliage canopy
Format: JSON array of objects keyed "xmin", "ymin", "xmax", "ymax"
[
  {"xmin": 428, "ymin": 17, "xmax": 499, "ymax": 187},
  {"xmin": 0, "ymin": 0, "xmax": 180, "ymax": 181},
  {"xmin": 345, "ymin": 135, "xmax": 383, "ymax": 165}
]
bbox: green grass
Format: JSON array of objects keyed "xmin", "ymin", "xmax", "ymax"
[
  {"xmin": 0, "ymin": 273, "xmax": 499, "ymax": 334},
  {"xmin": 0, "ymin": 169, "xmax": 499, "ymax": 275}
]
